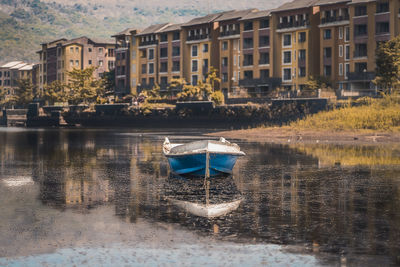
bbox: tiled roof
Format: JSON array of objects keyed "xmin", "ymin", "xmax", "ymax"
[
  {"xmin": 182, "ymin": 11, "xmax": 229, "ymax": 27},
  {"xmin": 136, "ymin": 23, "xmax": 171, "ymax": 36},
  {"xmin": 157, "ymin": 23, "xmax": 183, "ymax": 33},
  {"xmin": 272, "ymin": 0, "xmax": 320, "ymax": 12},
  {"xmin": 90, "ymin": 38, "xmax": 115, "ymax": 45},
  {"xmin": 315, "ymin": 0, "xmax": 351, "ymax": 5},
  {"xmin": 112, "ymin": 27, "xmax": 137, "ymax": 37},
  {"xmin": 0, "ymin": 61, "xmax": 23, "ymax": 68},
  {"xmin": 214, "ymin": 9, "xmax": 258, "ymax": 22},
  {"xmin": 239, "ymin": 10, "xmax": 271, "ymax": 21}
]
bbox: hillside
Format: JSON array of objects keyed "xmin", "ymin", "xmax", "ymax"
[{"xmin": 0, "ymin": 0, "xmax": 288, "ymax": 64}]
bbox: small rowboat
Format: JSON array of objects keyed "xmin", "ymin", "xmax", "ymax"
[{"xmin": 163, "ymin": 137, "xmax": 245, "ymax": 177}]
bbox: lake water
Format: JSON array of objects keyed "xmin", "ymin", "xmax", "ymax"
[{"xmin": 0, "ymin": 128, "xmax": 399, "ymax": 266}]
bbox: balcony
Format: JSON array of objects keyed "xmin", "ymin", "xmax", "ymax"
[
  {"xmin": 139, "ymin": 40, "xmax": 158, "ymax": 47},
  {"xmin": 187, "ymin": 34, "xmax": 210, "ymax": 42},
  {"xmin": 320, "ymin": 14, "xmax": 350, "ymax": 24},
  {"xmin": 239, "ymin": 77, "xmax": 281, "ymax": 87},
  {"xmin": 347, "ymin": 71, "xmax": 375, "ymax": 81},
  {"xmin": 277, "ymin": 20, "xmax": 309, "ymax": 30},
  {"xmin": 219, "ymin": 29, "xmax": 240, "ymax": 37}
]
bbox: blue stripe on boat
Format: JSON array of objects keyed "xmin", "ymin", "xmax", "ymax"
[{"xmin": 167, "ymin": 153, "xmax": 239, "ymax": 177}]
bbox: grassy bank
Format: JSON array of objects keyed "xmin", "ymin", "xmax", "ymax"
[{"xmin": 291, "ymin": 96, "xmax": 400, "ymax": 132}]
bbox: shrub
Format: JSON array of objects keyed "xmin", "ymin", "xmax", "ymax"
[{"xmin": 210, "ymin": 91, "xmax": 224, "ymax": 105}]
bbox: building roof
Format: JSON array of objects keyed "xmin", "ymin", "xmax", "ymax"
[
  {"xmin": 10, "ymin": 63, "xmax": 28, "ymax": 70},
  {"xmin": 18, "ymin": 64, "xmax": 34, "ymax": 71},
  {"xmin": 157, "ymin": 23, "xmax": 183, "ymax": 33},
  {"xmin": 272, "ymin": 0, "xmax": 320, "ymax": 12},
  {"xmin": 0, "ymin": 61, "xmax": 23, "ymax": 68},
  {"xmin": 182, "ymin": 11, "xmax": 229, "ymax": 27},
  {"xmin": 40, "ymin": 38, "xmax": 67, "ymax": 46},
  {"xmin": 315, "ymin": 0, "xmax": 351, "ymax": 6},
  {"xmin": 90, "ymin": 37, "xmax": 115, "ymax": 45},
  {"xmin": 136, "ymin": 23, "xmax": 171, "ymax": 36},
  {"xmin": 348, "ymin": 0, "xmax": 376, "ymax": 4},
  {"xmin": 112, "ymin": 27, "xmax": 137, "ymax": 37},
  {"xmin": 239, "ymin": 10, "xmax": 271, "ymax": 21},
  {"xmin": 214, "ymin": 9, "xmax": 258, "ymax": 22}
]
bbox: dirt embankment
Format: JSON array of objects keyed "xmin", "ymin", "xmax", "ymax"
[{"xmin": 207, "ymin": 127, "xmax": 400, "ymax": 145}]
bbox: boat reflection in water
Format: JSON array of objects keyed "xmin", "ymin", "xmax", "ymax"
[{"xmin": 163, "ymin": 173, "xmax": 243, "ymax": 219}]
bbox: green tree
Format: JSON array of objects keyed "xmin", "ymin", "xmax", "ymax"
[
  {"xmin": 102, "ymin": 69, "xmax": 115, "ymax": 94},
  {"xmin": 42, "ymin": 80, "xmax": 68, "ymax": 105},
  {"xmin": 167, "ymin": 78, "xmax": 185, "ymax": 99},
  {"xmin": 14, "ymin": 78, "xmax": 36, "ymax": 107},
  {"xmin": 67, "ymin": 66, "xmax": 103, "ymax": 104},
  {"xmin": 374, "ymin": 36, "xmax": 400, "ymax": 94}
]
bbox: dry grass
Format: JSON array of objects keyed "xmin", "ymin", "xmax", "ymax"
[{"xmin": 291, "ymin": 96, "xmax": 400, "ymax": 132}]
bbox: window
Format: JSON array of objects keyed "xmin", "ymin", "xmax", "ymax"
[
  {"xmin": 142, "ymin": 78, "xmax": 146, "ymax": 85},
  {"xmin": 323, "ymin": 29, "xmax": 332, "ymax": 39},
  {"xmin": 160, "ymin": 47, "xmax": 168, "ymax": 58},
  {"xmin": 222, "ymin": 57, "xmax": 228, "ymax": 67},
  {"xmin": 259, "ymin": 52, "xmax": 269, "ymax": 65},
  {"xmin": 149, "ymin": 77, "xmax": 155, "ymax": 85},
  {"xmin": 160, "ymin": 34, "xmax": 168, "ymax": 42},
  {"xmin": 70, "ymin": 47, "xmax": 74, "ymax": 53},
  {"xmin": 192, "ymin": 45, "xmax": 198, "ymax": 57},
  {"xmin": 173, "ymin": 32, "xmax": 180, "ymax": 40},
  {"xmin": 172, "ymin": 46, "xmax": 180, "ymax": 56},
  {"xmin": 259, "ymin": 35, "xmax": 270, "ymax": 47},
  {"xmin": 148, "ymin": 63, "xmax": 154, "ymax": 74},
  {"xmin": 299, "ymin": 67, "xmax": 306, "ymax": 77},
  {"xmin": 192, "ymin": 60, "xmax": 198, "ymax": 72},
  {"xmin": 299, "ymin": 49, "xmax": 306, "ymax": 61},
  {"xmin": 354, "ymin": 43, "xmax": 367, "ymax": 57},
  {"xmin": 345, "ymin": 63, "xmax": 350, "ymax": 78},
  {"xmin": 75, "ymin": 47, "xmax": 79, "ymax": 53},
  {"xmin": 141, "ymin": 64, "xmax": 146, "ymax": 74},
  {"xmin": 339, "ymin": 27, "xmax": 343, "ymax": 39},
  {"xmin": 355, "ymin": 24, "xmax": 367, "ymax": 36},
  {"xmin": 345, "ymin": 44, "xmax": 350, "ymax": 60},
  {"xmin": 376, "ymin": 1, "xmax": 389, "ymax": 13},
  {"xmin": 172, "ymin": 61, "xmax": 180, "ymax": 72},
  {"xmin": 355, "ymin": 5, "xmax": 367, "ymax": 16},
  {"xmin": 244, "ymin": 22, "xmax": 253, "ymax": 31},
  {"xmin": 148, "ymin": 49, "xmax": 154, "ymax": 60},
  {"xmin": 355, "ymin": 62, "xmax": 367, "ymax": 73},
  {"xmin": 160, "ymin": 77, "xmax": 168, "ymax": 85},
  {"xmin": 99, "ymin": 47, "xmax": 103, "ymax": 54},
  {"xmin": 283, "ymin": 68, "xmax": 291, "ymax": 81},
  {"xmin": 345, "ymin": 26, "xmax": 350, "ymax": 42},
  {"xmin": 324, "ymin": 65, "xmax": 332, "ymax": 76},
  {"xmin": 70, "ymin": 60, "xmax": 74, "ymax": 67},
  {"xmin": 141, "ymin": 50, "xmax": 147, "ymax": 58},
  {"xmin": 244, "ymin": 70, "xmax": 253, "ymax": 79},
  {"xmin": 260, "ymin": 69, "xmax": 270, "ymax": 79},
  {"xmin": 75, "ymin": 60, "xmax": 79, "ymax": 66},
  {"xmin": 160, "ymin": 62, "xmax": 168, "ymax": 73},
  {"xmin": 283, "ymin": 51, "xmax": 291, "ymax": 64},
  {"xmin": 192, "ymin": 75, "xmax": 198, "ymax": 85},
  {"xmin": 339, "ymin": 63, "xmax": 343, "ymax": 76},
  {"xmin": 108, "ymin": 48, "xmax": 114, "ymax": 57},
  {"xmin": 88, "ymin": 47, "xmax": 92, "ymax": 53},
  {"xmin": 376, "ymin": 22, "xmax": 389, "ymax": 34},
  {"xmin": 88, "ymin": 60, "xmax": 92, "ymax": 65},
  {"xmin": 203, "ymin": 44, "xmax": 209, "ymax": 53},
  {"xmin": 283, "ymin": 34, "xmax": 291, "ymax": 47},
  {"xmin": 323, "ymin": 47, "xmax": 332, "ymax": 58},
  {"xmin": 298, "ymin": 32, "xmax": 306, "ymax": 43},
  {"xmin": 222, "ymin": 73, "xmax": 228, "ymax": 83},
  {"xmin": 243, "ymin": 38, "xmax": 253, "ymax": 49},
  {"xmin": 203, "ymin": 59, "xmax": 209, "ymax": 73},
  {"xmin": 222, "ymin": 41, "xmax": 228, "ymax": 51},
  {"xmin": 243, "ymin": 54, "xmax": 253, "ymax": 66},
  {"xmin": 260, "ymin": 19, "xmax": 269, "ymax": 29}
]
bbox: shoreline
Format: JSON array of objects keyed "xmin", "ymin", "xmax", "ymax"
[{"xmin": 207, "ymin": 127, "xmax": 400, "ymax": 145}]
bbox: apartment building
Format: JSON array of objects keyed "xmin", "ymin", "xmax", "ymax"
[
  {"xmin": 345, "ymin": 0, "xmax": 400, "ymax": 95},
  {"xmin": 181, "ymin": 12, "xmax": 227, "ymax": 86},
  {"xmin": 316, "ymin": 0, "xmax": 351, "ymax": 93},
  {"xmin": 112, "ymin": 28, "xmax": 138, "ymax": 96},
  {"xmin": 0, "ymin": 61, "xmax": 35, "ymax": 97},
  {"xmin": 214, "ymin": 9, "xmax": 256, "ymax": 96},
  {"xmin": 37, "ymin": 37, "xmax": 116, "ymax": 91},
  {"xmin": 238, "ymin": 10, "xmax": 282, "ymax": 96},
  {"xmin": 136, "ymin": 23, "xmax": 171, "ymax": 92},
  {"xmin": 272, "ymin": 0, "xmax": 321, "ymax": 92},
  {"xmin": 156, "ymin": 24, "xmax": 184, "ymax": 91}
]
